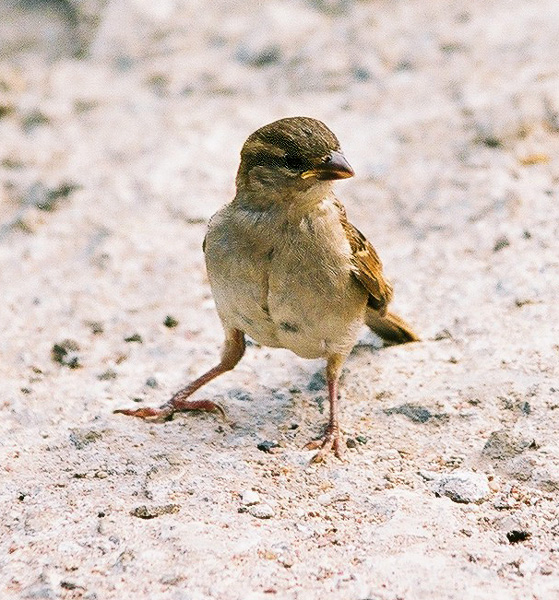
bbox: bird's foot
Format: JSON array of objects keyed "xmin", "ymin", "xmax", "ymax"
[
  {"xmin": 305, "ymin": 427, "xmax": 344, "ymax": 463},
  {"xmin": 113, "ymin": 405, "xmax": 175, "ymax": 423},
  {"xmin": 114, "ymin": 399, "xmax": 225, "ymax": 423}
]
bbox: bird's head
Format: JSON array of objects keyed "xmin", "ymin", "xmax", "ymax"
[{"xmin": 235, "ymin": 117, "xmax": 354, "ymax": 209}]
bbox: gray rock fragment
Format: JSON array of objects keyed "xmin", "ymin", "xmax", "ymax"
[
  {"xmin": 249, "ymin": 503, "xmax": 275, "ymax": 519},
  {"xmin": 130, "ymin": 504, "xmax": 180, "ymax": 519},
  {"xmin": 482, "ymin": 429, "xmax": 535, "ymax": 460},
  {"xmin": 504, "ymin": 456, "xmax": 536, "ymax": 481},
  {"xmin": 533, "ymin": 467, "xmax": 559, "ymax": 492},
  {"xmin": 434, "ymin": 471, "xmax": 490, "ymax": 504},
  {"xmin": 385, "ymin": 403, "xmax": 432, "ymax": 423},
  {"xmin": 69, "ymin": 428, "xmax": 104, "ymax": 449}
]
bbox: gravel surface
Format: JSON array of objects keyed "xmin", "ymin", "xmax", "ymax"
[{"xmin": 1, "ymin": 1, "xmax": 559, "ymax": 598}]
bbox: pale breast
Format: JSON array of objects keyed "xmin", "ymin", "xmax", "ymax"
[
  {"xmin": 267, "ymin": 205, "xmax": 368, "ymax": 358},
  {"xmin": 204, "ymin": 199, "xmax": 368, "ymax": 359},
  {"xmin": 205, "ymin": 205, "xmax": 282, "ymax": 347}
]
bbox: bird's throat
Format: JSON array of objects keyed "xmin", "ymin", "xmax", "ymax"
[{"xmin": 235, "ymin": 180, "xmax": 333, "ymax": 220}]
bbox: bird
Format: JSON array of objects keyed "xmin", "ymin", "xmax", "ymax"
[{"xmin": 115, "ymin": 116, "xmax": 419, "ymax": 462}]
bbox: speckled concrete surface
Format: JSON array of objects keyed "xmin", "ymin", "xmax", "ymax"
[{"xmin": 1, "ymin": 1, "xmax": 559, "ymax": 598}]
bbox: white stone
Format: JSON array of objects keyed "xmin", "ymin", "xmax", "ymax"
[
  {"xmin": 435, "ymin": 471, "xmax": 491, "ymax": 504},
  {"xmin": 240, "ymin": 490, "xmax": 260, "ymax": 506},
  {"xmin": 249, "ymin": 504, "xmax": 275, "ymax": 519}
]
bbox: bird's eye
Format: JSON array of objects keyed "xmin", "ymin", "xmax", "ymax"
[{"xmin": 283, "ymin": 154, "xmax": 306, "ymax": 171}]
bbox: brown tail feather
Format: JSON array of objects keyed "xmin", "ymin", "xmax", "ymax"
[{"xmin": 365, "ymin": 309, "xmax": 420, "ymax": 346}]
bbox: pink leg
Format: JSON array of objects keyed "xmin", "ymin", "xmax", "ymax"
[
  {"xmin": 305, "ymin": 354, "xmax": 346, "ymax": 462},
  {"xmin": 114, "ymin": 329, "xmax": 245, "ymax": 423}
]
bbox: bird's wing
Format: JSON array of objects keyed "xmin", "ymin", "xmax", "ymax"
[{"xmin": 335, "ymin": 200, "xmax": 393, "ymax": 315}]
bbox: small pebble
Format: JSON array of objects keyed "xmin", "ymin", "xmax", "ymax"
[
  {"xmin": 124, "ymin": 333, "xmax": 143, "ymax": 343},
  {"xmin": 352, "ymin": 66, "xmax": 371, "ymax": 81},
  {"xmin": 98, "ymin": 368, "xmax": 117, "ymax": 381},
  {"xmin": 51, "ymin": 339, "xmax": 81, "ymax": 369},
  {"xmin": 384, "ymin": 403, "xmax": 432, "ymax": 423},
  {"xmin": 21, "ymin": 109, "xmax": 50, "ymax": 132},
  {"xmin": 482, "ymin": 429, "xmax": 535, "ymax": 460},
  {"xmin": 278, "ymin": 553, "xmax": 294, "ymax": 568},
  {"xmin": 60, "ymin": 581, "xmax": 80, "ymax": 590},
  {"xmin": 507, "ymin": 529, "xmax": 531, "ymax": 544},
  {"xmin": 249, "ymin": 504, "xmax": 275, "ymax": 519},
  {"xmin": 87, "ymin": 321, "xmax": 104, "ymax": 335},
  {"xmin": 240, "ymin": 490, "xmax": 260, "ymax": 506},
  {"xmin": 69, "ymin": 429, "xmax": 103, "ymax": 450},
  {"xmin": 488, "ymin": 476, "xmax": 501, "ymax": 492},
  {"xmin": 493, "ymin": 236, "xmax": 510, "ymax": 252},
  {"xmin": 164, "ymin": 315, "xmax": 179, "ymax": 328},
  {"xmin": 130, "ymin": 504, "xmax": 180, "ymax": 519},
  {"xmin": 434, "ymin": 471, "xmax": 490, "ymax": 504},
  {"xmin": 236, "ymin": 44, "xmax": 281, "ymax": 67},
  {"xmin": 257, "ymin": 440, "xmax": 280, "ymax": 453},
  {"xmin": 0, "ymin": 104, "xmax": 14, "ymax": 119},
  {"xmin": 475, "ymin": 133, "xmax": 503, "ymax": 148}
]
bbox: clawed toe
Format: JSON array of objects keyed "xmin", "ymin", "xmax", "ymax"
[
  {"xmin": 172, "ymin": 399, "xmax": 226, "ymax": 420},
  {"xmin": 114, "ymin": 399, "xmax": 226, "ymax": 423},
  {"xmin": 305, "ymin": 431, "xmax": 345, "ymax": 463},
  {"xmin": 113, "ymin": 406, "xmax": 175, "ymax": 423}
]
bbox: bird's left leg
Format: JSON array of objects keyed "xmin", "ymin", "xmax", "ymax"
[
  {"xmin": 114, "ymin": 328, "xmax": 245, "ymax": 422},
  {"xmin": 305, "ymin": 353, "xmax": 346, "ymax": 462}
]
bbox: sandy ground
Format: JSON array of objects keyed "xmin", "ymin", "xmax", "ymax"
[{"xmin": 1, "ymin": 1, "xmax": 559, "ymax": 598}]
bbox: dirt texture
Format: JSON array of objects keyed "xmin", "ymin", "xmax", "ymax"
[{"xmin": 1, "ymin": 1, "xmax": 559, "ymax": 599}]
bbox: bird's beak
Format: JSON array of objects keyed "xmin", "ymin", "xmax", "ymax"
[{"xmin": 301, "ymin": 150, "xmax": 354, "ymax": 181}]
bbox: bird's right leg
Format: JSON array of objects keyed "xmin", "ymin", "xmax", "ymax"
[
  {"xmin": 305, "ymin": 353, "xmax": 346, "ymax": 462},
  {"xmin": 114, "ymin": 328, "xmax": 245, "ymax": 422}
]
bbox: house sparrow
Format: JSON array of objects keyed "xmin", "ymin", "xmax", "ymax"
[{"xmin": 115, "ymin": 117, "xmax": 419, "ymax": 462}]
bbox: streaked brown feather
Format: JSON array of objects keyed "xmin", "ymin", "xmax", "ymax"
[{"xmin": 335, "ymin": 199, "xmax": 393, "ymax": 315}]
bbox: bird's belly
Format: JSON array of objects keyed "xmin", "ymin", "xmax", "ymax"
[
  {"xmin": 210, "ymin": 259, "xmax": 366, "ymax": 358},
  {"xmin": 209, "ymin": 270, "xmax": 283, "ymax": 349},
  {"xmin": 267, "ymin": 270, "xmax": 367, "ymax": 359},
  {"xmin": 205, "ymin": 202, "xmax": 368, "ymax": 358}
]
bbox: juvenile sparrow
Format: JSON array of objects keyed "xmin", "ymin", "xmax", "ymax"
[{"xmin": 116, "ymin": 117, "xmax": 419, "ymax": 462}]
